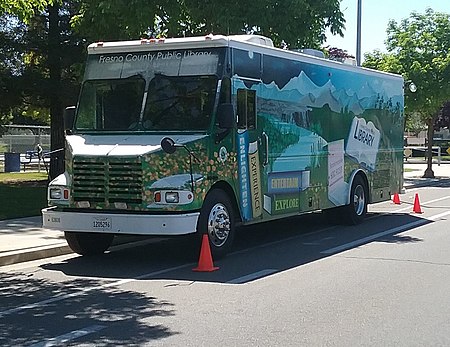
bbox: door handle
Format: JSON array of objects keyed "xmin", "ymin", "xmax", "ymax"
[{"xmin": 262, "ymin": 132, "xmax": 269, "ymax": 166}]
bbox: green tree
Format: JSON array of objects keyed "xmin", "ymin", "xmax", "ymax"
[
  {"xmin": 72, "ymin": 0, "xmax": 345, "ymax": 48},
  {"xmin": 1, "ymin": 0, "xmax": 53, "ymax": 22},
  {"xmin": 1, "ymin": 2, "xmax": 84, "ymax": 178},
  {"xmin": 363, "ymin": 8, "xmax": 450, "ymax": 178}
]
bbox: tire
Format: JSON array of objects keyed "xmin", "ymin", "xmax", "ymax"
[
  {"xmin": 343, "ymin": 175, "xmax": 368, "ymax": 225},
  {"xmin": 64, "ymin": 231, "xmax": 114, "ymax": 256},
  {"xmin": 196, "ymin": 189, "xmax": 235, "ymax": 259}
]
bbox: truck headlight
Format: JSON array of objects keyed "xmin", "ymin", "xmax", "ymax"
[
  {"xmin": 165, "ymin": 192, "xmax": 179, "ymax": 203},
  {"xmin": 50, "ymin": 188, "xmax": 62, "ymax": 199}
]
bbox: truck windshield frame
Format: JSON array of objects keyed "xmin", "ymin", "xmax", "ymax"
[{"xmin": 73, "ymin": 47, "xmax": 227, "ymax": 133}]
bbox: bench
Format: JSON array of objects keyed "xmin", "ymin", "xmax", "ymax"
[{"xmin": 21, "ymin": 150, "xmax": 50, "ymax": 172}]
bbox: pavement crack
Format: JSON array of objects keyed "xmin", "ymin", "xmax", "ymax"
[{"xmin": 340, "ymin": 255, "xmax": 450, "ymax": 267}]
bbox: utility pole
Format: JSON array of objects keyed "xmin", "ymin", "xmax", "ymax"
[{"xmin": 356, "ymin": 0, "xmax": 362, "ymax": 66}]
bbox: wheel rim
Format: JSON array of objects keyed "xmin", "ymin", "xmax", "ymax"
[
  {"xmin": 207, "ymin": 203, "xmax": 231, "ymax": 247},
  {"xmin": 353, "ymin": 184, "xmax": 365, "ymax": 216}
]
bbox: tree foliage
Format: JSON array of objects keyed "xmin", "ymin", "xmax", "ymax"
[
  {"xmin": 0, "ymin": 5, "xmax": 83, "ymax": 126},
  {"xmin": 364, "ymin": 8, "xmax": 450, "ymax": 120},
  {"xmin": 363, "ymin": 8, "xmax": 450, "ymax": 177},
  {"xmin": 323, "ymin": 46, "xmax": 355, "ymax": 62},
  {"xmin": 1, "ymin": 0, "xmax": 53, "ymax": 22},
  {"xmin": 72, "ymin": 0, "xmax": 345, "ymax": 48}
]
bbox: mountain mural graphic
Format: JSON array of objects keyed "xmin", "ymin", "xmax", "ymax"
[{"xmin": 233, "ymin": 69, "xmax": 402, "ymax": 116}]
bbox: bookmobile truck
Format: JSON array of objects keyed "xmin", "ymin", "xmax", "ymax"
[{"xmin": 42, "ymin": 34, "xmax": 404, "ymax": 258}]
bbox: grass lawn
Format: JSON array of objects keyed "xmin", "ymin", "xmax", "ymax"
[{"xmin": 0, "ymin": 172, "xmax": 48, "ymax": 220}]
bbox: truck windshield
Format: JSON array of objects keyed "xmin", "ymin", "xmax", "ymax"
[
  {"xmin": 142, "ymin": 75, "xmax": 218, "ymax": 131},
  {"xmin": 75, "ymin": 77, "xmax": 145, "ymax": 131}
]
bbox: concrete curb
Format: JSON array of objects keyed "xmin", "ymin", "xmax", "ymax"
[{"xmin": 0, "ymin": 243, "xmax": 72, "ymax": 267}]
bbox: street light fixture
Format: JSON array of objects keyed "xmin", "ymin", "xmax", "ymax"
[{"xmin": 405, "ymin": 80, "xmax": 417, "ymax": 93}]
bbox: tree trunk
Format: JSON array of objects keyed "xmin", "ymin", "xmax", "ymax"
[
  {"xmin": 423, "ymin": 118, "xmax": 435, "ymax": 178},
  {"xmin": 48, "ymin": 4, "xmax": 65, "ymax": 180}
]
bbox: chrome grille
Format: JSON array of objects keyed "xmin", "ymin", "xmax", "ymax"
[{"xmin": 73, "ymin": 157, "xmax": 143, "ymax": 205}]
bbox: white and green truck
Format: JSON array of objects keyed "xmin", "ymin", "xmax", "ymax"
[{"xmin": 42, "ymin": 34, "xmax": 404, "ymax": 258}]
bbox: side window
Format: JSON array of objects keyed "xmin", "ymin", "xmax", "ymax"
[
  {"xmin": 233, "ymin": 49, "xmax": 261, "ymax": 79},
  {"xmin": 237, "ymin": 89, "xmax": 256, "ymax": 130}
]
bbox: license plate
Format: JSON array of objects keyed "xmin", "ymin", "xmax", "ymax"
[{"xmin": 92, "ymin": 217, "xmax": 112, "ymax": 230}]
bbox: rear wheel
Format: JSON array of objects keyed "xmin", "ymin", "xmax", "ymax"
[
  {"xmin": 64, "ymin": 231, "xmax": 114, "ymax": 256},
  {"xmin": 196, "ymin": 189, "xmax": 235, "ymax": 259},
  {"xmin": 343, "ymin": 175, "xmax": 368, "ymax": 225}
]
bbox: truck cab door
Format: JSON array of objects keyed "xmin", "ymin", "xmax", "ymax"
[{"xmin": 234, "ymin": 84, "xmax": 266, "ymax": 222}]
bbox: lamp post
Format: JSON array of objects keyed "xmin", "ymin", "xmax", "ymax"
[{"xmin": 356, "ymin": 0, "xmax": 362, "ymax": 66}]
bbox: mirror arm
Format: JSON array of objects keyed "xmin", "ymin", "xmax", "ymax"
[{"xmin": 215, "ymin": 129, "xmax": 230, "ymax": 144}]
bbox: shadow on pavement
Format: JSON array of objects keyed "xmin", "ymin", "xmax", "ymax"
[
  {"xmin": 0, "ymin": 273, "xmax": 178, "ymax": 346},
  {"xmin": 40, "ymin": 211, "xmax": 430, "ymax": 284}
]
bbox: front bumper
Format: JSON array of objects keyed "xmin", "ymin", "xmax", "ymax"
[{"xmin": 42, "ymin": 207, "xmax": 199, "ymax": 235}]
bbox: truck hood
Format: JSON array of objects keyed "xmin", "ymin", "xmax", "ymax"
[{"xmin": 66, "ymin": 134, "xmax": 207, "ymax": 156}]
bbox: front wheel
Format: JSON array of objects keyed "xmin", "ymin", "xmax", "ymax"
[
  {"xmin": 197, "ymin": 189, "xmax": 235, "ymax": 259},
  {"xmin": 343, "ymin": 175, "xmax": 368, "ymax": 225},
  {"xmin": 64, "ymin": 231, "xmax": 114, "ymax": 256}
]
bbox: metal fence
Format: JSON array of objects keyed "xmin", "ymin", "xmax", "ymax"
[
  {"xmin": 0, "ymin": 125, "xmax": 50, "ymax": 153},
  {"xmin": 0, "ymin": 125, "xmax": 51, "ymax": 172}
]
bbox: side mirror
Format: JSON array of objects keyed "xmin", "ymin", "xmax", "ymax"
[
  {"xmin": 217, "ymin": 103, "xmax": 235, "ymax": 129},
  {"xmin": 161, "ymin": 137, "xmax": 177, "ymax": 154},
  {"xmin": 64, "ymin": 106, "xmax": 76, "ymax": 131}
]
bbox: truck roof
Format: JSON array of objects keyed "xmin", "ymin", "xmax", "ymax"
[{"xmin": 87, "ymin": 34, "xmax": 274, "ymax": 54}]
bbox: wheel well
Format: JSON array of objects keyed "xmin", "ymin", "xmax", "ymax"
[
  {"xmin": 209, "ymin": 181, "xmax": 242, "ymax": 223},
  {"xmin": 352, "ymin": 170, "xmax": 371, "ymax": 203}
]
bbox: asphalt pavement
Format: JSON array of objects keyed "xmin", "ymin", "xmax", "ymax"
[{"xmin": 1, "ymin": 161, "xmax": 449, "ymax": 267}]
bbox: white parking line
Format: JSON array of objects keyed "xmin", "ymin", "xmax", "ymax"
[
  {"xmin": 321, "ymin": 210, "xmax": 450, "ymax": 255},
  {"xmin": 30, "ymin": 324, "xmax": 106, "ymax": 347},
  {"xmin": 227, "ymin": 269, "xmax": 277, "ymax": 284}
]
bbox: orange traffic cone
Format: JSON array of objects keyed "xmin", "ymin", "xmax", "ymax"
[
  {"xmin": 392, "ymin": 193, "xmax": 401, "ymax": 205},
  {"xmin": 413, "ymin": 193, "xmax": 423, "ymax": 214},
  {"xmin": 193, "ymin": 234, "xmax": 219, "ymax": 272}
]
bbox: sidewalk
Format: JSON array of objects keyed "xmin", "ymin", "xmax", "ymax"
[
  {"xmin": 1, "ymin": 162, "xmax": 450, "ymax": 267},
  {"xmin": 0, "ymin": 216, "xmax": 70, "ymax": 266},
  {"xmin": 0, "ymin": 216, "xmax": 150, "ymax": 267},
  {"xmin": 403, "ymin": 161, "xmax": 450, "ymax": 187}
]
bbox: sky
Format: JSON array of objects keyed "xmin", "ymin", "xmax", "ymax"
[{"xmin": 324, "ymin": 0, "xmax": 450, "ymax": 59}]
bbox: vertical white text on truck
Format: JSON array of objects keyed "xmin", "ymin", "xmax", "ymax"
[{"xmin": 42, "ymin": 34, "xmax": 404, "ymax": 258}]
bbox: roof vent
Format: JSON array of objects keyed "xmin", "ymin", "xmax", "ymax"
[
  {"xmin": 296, "ymin": 49, "xmax": 325, "ymax": 58},
  {"xmin": 229, "ymin": 35, "xmax": 274, "ymax": 47}
]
